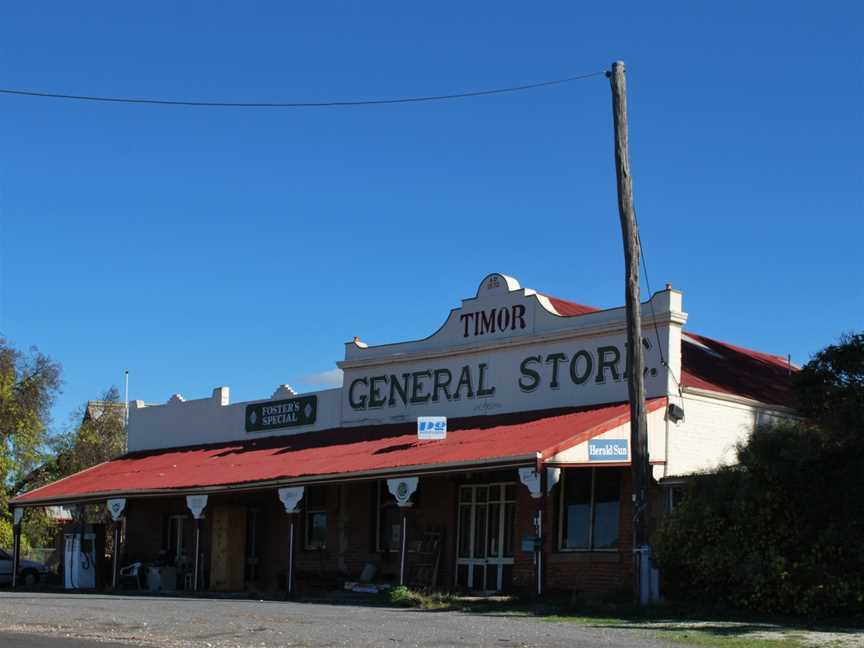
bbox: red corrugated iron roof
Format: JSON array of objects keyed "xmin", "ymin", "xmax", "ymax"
[
  {"xmin": 13, "ymin": 399, "xmax": 666, "ymax": 506},
  {"xmin": 681, "ymin": 332, "xmax": 796, "ymax": 408},
  {"xmin": 540, "ymin": 293, "xmax": 600, "ymax": 317}
]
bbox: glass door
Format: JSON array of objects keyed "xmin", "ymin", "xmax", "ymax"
[{"xmin": 456, "ymin": 483, "xmax": 516, "ymax": 592}]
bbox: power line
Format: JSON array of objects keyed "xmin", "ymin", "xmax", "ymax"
[
  {"xmin": 0, "ymin": 70, "xmax": 606, "ymax": 109},
  {"xmin": 637, "ymin": 230, "xmax": 683, "ymax": 396}
]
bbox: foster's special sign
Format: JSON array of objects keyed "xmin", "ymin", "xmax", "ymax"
[{"xmin": 246, "ymin": 395, "xmax": 318, "ymax": 433}]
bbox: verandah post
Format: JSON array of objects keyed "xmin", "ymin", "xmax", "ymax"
[
  {"xmin": 112, "ymin": 523, "xmax": 121, "ymax": 589},
  {"xmin": 107, "ymin": 498, "xmax": 127, "ymax": 591},
  {"xmin": 287, "ymin": 514, "xmax": 295, "ymax": 596},
  {"xmin": 185, "ymin": 495, "xmax": 208, "ymax": 593},
  {"xmin": 399, "ymin": 511, "xmax": 408, "ymax": 586},
  {"xmin": 193, "ymin": 518, "xmax": 201, "ymax": 592},
  {"xmin": 537, "ymin": 467, "xmax": 547, "ymax": 597},
  {"xmin": 11, "ymin": 507, "xmax": 23, "ymax": 589},
  {"xmin": 277, "ymin": 486, "xmax": 305, "ymax": 599},
  {"xmin": 386, "ymin": 477, "xmax": 419, "ymax": 588},
  {"xmin": 518, "ymin": 466, "xmax": 544, "ymax": 597}
]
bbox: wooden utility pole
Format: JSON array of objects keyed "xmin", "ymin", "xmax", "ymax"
[{"xmin": 607, "ymin": 60, "xmax": 651, "ymax": 604}]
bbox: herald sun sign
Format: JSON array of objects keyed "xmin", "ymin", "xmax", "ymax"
[{"xmin": 418, "ymin": 416, "xmax": 447, "ymax": 440}]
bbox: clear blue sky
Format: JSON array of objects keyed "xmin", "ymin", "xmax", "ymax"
[{"xmin": 1, "ymin": 2, "xmax": 861, "ymax": 433}]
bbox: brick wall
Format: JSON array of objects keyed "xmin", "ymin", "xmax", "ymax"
[
  {"xmin": 122, "ymin": 467, "xmax": 661, "ymax": 596},
  {"xmin": 290, "ymin": 476, "xmax": 458, "ymax": 591},
  {"xmin": 513, "ymin": 467, "xmax": 662, "ymax": 598}
]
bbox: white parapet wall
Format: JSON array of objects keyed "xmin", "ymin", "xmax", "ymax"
[{"xmin": 128, "ymin": 386, "xmax": 342, "ymax": 452}]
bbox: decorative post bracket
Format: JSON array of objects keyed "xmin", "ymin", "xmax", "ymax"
[
  {"xmin": 387, "ymin": 477, "xmax": 418, "ymax": 507},
  {"xmin": 186, "ymin": 495, "xmax": 208, "ymax": 519},
  {"xmin": 107, "ymin": 498, "xmax": 127, "ymax": 521},
  {"xmin": 278, "ymin": 487, "xmax": 305, "ymax": 514},
  {"xmin": 518, "ymin": 467, "xmax": 542, "ymax": 499}
]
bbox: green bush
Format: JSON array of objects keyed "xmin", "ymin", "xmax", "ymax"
[
  {"xmin": 654, "ymin": 422, "xmax": 864, "ymax": 617},
  {"xmin": 386, "ymin": 586, "xmax": 455, "ymax": 609},
  {"xmin": 387, "ymin": 585, "xmax": 422, "ymax": 607}
]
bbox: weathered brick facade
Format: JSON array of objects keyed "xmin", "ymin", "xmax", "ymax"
[{"xmin": 123, "ymin": 467, "xmax": 662, "ymax": 597}]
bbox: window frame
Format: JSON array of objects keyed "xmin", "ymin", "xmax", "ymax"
[
  {"xmin": 304, "ymin": 486, "xmax": 328, "ymax": 550},
  {"xmin": 663, "ymin": 481, "xmax": 687, "ymax": 513},
  {"xmin": 557, "ymin": 467, "xmax": 621, "ymax": 553},
  {"xmin": 167, "ymin": 514, "xmax": 188, "ymax": 564}
]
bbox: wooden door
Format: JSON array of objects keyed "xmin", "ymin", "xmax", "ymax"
[{"xmin": 209, "ymin": 506, "xmax": 247, "ymax": 591}]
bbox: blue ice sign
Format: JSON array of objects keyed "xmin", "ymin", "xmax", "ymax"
[
  {"xmin": 588, "ymin": 439, "xmax": 629, "ymax": 461},
  {"xmin": 418, "ymin": 416, "xmax": 447, "ymax": 440}
]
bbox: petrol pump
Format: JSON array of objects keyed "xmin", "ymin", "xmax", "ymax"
[{"xmin": 63, "ymin": 524, "xmax": 104, "ymax": 590}]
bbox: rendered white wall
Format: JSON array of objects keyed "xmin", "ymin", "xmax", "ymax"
[
  {"xmin": 128, "ymin": 387, "xmax": 341, "ymax": 452},
  {"xmin": 661, "ymin": 392, "xmax": 794, "ymax": 478}
]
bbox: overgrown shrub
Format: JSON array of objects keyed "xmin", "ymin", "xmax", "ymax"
[
  {"xmin": 655, "ymin": 422, "xmax": 864, "ymax": 617},
  {"xmin": 654, "ymin": 334, "xmax": 864, "ymax": 617}
]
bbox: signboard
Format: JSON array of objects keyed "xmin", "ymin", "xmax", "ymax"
[
  {"xmin": 588, "ymin": 439, "xmax": 629, "ymax": 461},
  {"xmin": 246, "ymin": 395, "xmax": 317, "ymax": 433},
  {"xmin": 417, "ymin": 416, "xmax": 447, "ymax": 440}
]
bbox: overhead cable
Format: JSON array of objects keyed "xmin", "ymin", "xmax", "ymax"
[{"xmin": 0, "ymin": 70, "xmax": 606, "ymax": 109}]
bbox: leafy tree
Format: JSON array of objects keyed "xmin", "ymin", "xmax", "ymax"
[
  {"xmin": 0, "ymin": 338, "xmax": 62, "ymax": 549},
  {"xmin": 795, "ymin": 332, "xmax": 864, "ymax": 442},
  {"xmin": 52, "ymin": 387, "xmax": 126, "ymax": 478},
  {"xmin": 15, "ymin": 387, "xmax": 127, "ymax": 547}
]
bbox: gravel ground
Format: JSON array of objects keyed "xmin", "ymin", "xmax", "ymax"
[
  {"xmin": 0, "ymin": 632, "xmax": 141, "ymax": 648},
  {"xmin": 0, "ymin": 591, "xmax": 679, "ymax": 648}
]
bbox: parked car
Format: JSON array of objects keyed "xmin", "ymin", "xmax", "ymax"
[{"xmin": 0, "ymin": 548, "xmax": 50, "ymax": 587}]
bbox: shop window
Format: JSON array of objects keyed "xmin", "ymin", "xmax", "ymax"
[
  {"xmin": 376, "ymin": 481, "xmax": 402, "ymax": 552},
  {"xmin": 664, "ymin": 483, "xmax": 686, "ymax": 512},
  {"xmin": 305, "ymin": 487, "xmax": 327, "ymax": 550},
  {"xmin": 558, "ymin": 468, "xmax": 621, "ymax": 551}
]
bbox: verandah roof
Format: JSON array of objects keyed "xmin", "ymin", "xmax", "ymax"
[{"xmin": 13, "ymin": 398, "xmax": 667, "ymax": 507}]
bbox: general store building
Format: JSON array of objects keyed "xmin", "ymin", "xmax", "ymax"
[{"xmin": 11, "ymin": 273, "xmax": 796, "ymax": 596}]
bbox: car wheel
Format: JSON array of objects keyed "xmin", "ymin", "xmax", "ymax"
[{"xmin": 21, "ymin": 570, "xmax": 39, "ymax": 587}]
